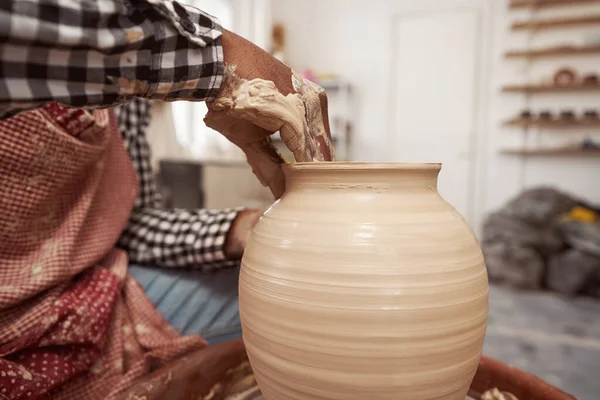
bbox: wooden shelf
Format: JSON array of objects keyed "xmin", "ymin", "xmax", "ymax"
[
  {"xmin": 318, "ymin": 81, "xmax": 351, "ymax": 91},
  {"xmin": 502, "ymin": 83, "xmax": 600, "ymax": 93},
  {"xmin": 501, "ymin": 147, "xmax": 600, "ymax": 156},
  {"xmin": 510, "ymin": 0, "xmax": 600, "ymax": 9},
  {"xmin": 505, "ymin": 44, "xmax": 600, "ymax": 58},
  {"xmin": 504, "ymin": 118, "xmax": 600, "ymax": 128},
  {"xmin": 512, "ymin": 15, "xmax": 600, "ymax": 30}
]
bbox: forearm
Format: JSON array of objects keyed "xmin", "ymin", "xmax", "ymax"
[
  {"xmin": 118, "ymin": 207, "xmax": 243, "ymax": 270},
  {"xmin": 114, "ymin": 97, "xmax": 263, "ymax": 270},
  {"xmin": 0, "ymin": 0, "xmax": 224, "ymax": 118}
]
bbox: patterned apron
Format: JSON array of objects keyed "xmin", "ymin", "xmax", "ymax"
[{"xmin": 0, "ymin": 104, "xmax": 206, "ymax": 400}]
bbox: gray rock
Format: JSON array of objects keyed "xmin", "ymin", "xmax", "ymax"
[
  {"xmin": 502, "ymin": 187, "xmax": 581, "ymax": 227},
  {"xmin": 582, "ymin": 259, "xmax": 600, "ymax": 298},
  {"xmin": 481, "ymin": 186, "xmax": 600, "ymax": 295},
  {"xmin": 482, "ymin": 212, "xmax": 564, "ymax": 257},
  {"xmin": 559, "ymin": 221, "xmax": 600, "ymax": 258},
  {"xmin": 483, "ymin": 242, "xmax": 545, "ymax": 289},
  {"xmin": 546, "ymin": 249, "xmax": 600, "ymax": 295},
  {"xmin": 583, "ymin": 283, "xmax": 600, "ymax": 298}
]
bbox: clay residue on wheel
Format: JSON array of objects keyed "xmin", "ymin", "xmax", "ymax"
[{"xmin": 481, "ymin": 388, "xmax": 519, "ymax": 400}]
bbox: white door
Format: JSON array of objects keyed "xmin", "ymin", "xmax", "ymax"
[{"xmin": 391, "ymin": 6, "xmax": 481, "ymax": 221}]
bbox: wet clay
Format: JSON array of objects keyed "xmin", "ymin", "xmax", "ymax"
[
  {"xmin": 238, "ymin": 162, "xmax": 489, "ymax": 400},
  {"xmin": 481, "ymin": 388, "xmax": 519, "ymax": 400},
  {"xmin": 204, "ymin": 67, "xmax": 333, "ymax": 198}
]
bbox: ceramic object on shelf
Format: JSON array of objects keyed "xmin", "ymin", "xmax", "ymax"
[
  {"xmin": 270, "ymin": 23, "xmax": 287, "ymax": 64},
  {"xmin": 239, "ymin": 162, "xmax": 489, "ymax": 400},
  {"xmin": 553, "ymin": 67, "xmax": 577, "ymax": 86},
  {"xmin": 583, "ymin": 73, "xmax": 599, "ymax": 85},
  {"xmin": 559, "ymin": 110, "xmax": 576, "ymax": 121},
  {"xmin": 539, "ymin": 110, "xmax": 554, "ymax": 121},
  {"xmin": 583, "ymin": 109, "xmax": 599, "ymax": 120},
  {"xmin": 520, "ymin": 109, "xmax": 533, "ymax": 119}
]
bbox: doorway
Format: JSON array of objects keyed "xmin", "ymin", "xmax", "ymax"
[{"xmin": 390, "ymin": 4, "xmax": 484, "ymax": 222}]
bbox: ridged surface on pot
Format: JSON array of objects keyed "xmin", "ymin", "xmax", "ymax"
[{"xmin": 239, "ymin": 163, "xmax": 489, "ymax": 400}]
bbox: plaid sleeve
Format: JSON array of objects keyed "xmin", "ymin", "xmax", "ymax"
[
  {"xmin": 115, "ymin": 98, "xmax": 164, "ymax": 210},
  {"xmin": 118, "ymin": 208, "xmax": 241, "ymax": 270},
  {"xmin": 0, "ymin": 0, "xmax": 224, "ymax": 118},
  {"xmin": 115, "ymin": 98, "xmax": 241, "ymax": 270}
]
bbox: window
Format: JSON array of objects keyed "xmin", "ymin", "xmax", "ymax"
[
  {"xmin": 171, "ymin": 0, "xmax": 242, "ymax": 161},
  {"xmin": 170, "ymin": 0, "xmax": 273, "ymax": 161}
]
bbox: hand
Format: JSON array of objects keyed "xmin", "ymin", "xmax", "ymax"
[
  {"xmin": 223, "ymin": 208, "xmax": 266, "ymax": 260},
  {"xmin": 204, "ymin": 29, "xmax": 334, "ymax": 199}
]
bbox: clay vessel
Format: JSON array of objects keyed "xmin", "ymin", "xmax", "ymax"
[{"xmin": 239, "ymin": 162, "xmax": 489, "ymax": 399}]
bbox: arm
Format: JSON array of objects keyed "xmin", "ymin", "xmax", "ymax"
[
  {"xmin": 118, "ymin": 207, "xmax": 243, "ymax": 270},
  {"xmin": 0, "ymin": 0, "xmax": 334, "ymax": 197},
  {"xmin": 205, "ymin": 30, "xmax": 334, "ymax": 198},
  {"xmin": 0, "ymin": 0, "xmax": 223, "ymax": 117},
  {"xmin": 115, "ymin": 98, "xmax": 262, "ymax": 269}
]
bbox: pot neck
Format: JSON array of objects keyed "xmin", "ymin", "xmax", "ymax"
[{"xmin": 283, "ymin": 163, "xmax": 441, "ymax": 192}]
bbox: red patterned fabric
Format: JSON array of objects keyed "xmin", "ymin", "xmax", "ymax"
[{"xmin": 0, "ymin": 104, "xmax": 206, "ymax": 400}]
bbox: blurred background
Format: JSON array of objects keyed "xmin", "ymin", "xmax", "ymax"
[{"xmin": 148, "ymin": 1, "xmax": 600, "ymax": 398}]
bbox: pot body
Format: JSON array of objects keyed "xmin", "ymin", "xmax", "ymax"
[{"xmin": 239, "ymin": 163, "xmax": 488, "ymax": 400}]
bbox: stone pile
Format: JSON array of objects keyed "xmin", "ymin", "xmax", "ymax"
[{"xmin": 482, "ymin": 187, "xmax": 600, "ymax": 297}]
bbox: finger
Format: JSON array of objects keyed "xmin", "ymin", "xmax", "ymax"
[
  {"xmin": 205, "ymin": 111, "xmax": 286, "ymax": 198},
  {"xmin": 299, "ymin": 89, "xmax": 332, "ymax": 162},
  {"xmin": 317, "ymin": 91, "xmax": 334, "ymax": 161},
  {"xmin": 242, "ymin": 141, "xmax": 286, "ymax": 199},
  {"xmin": 279, "ymin": 123, "xmax": 313, "ymax": 163},
  {"xmin": 291, "ymin": 73, "xmax": 335, "ymax": 162}
]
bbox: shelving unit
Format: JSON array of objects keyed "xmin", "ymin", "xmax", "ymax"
[
  {"xmin": 505, "ymin": 44, "xmax": 600, "ymax": 58},
  {"xmin": 502, "ymin": 83, "xmax": 600, "ymax": 93},
  {"xmin": 501, "ymin": 147, "xmax": 600, "ymax": 156},
  {"xmin": 503, "ymin": 118, "xmax": 600, "ymax": 128},
  {"xmin": 512, "ymin": 15, "xmax": 600, "ymax": 30},
  {"xmin": 510, "ymin": 0, "xmax": 600, "ymax": 9},
  {"xmin": 503, "ymin": 0, "xmax": 600, "ymax": 158}
]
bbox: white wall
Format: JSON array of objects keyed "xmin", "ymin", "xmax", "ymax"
[
  {"xmin": 173, "ymin": 0, "xmax": 273, "ymax": 163},
  {"xmin": 272, "ymin": 0, "xmax": 600, "ymax": 231},
  {"xmin": 273, "ymin": 0, "xmax": 396, "ymax": 163}
]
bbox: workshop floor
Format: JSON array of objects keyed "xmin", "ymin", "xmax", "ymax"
[{"xmin": 485, "ymin": 285, "xmax": 600, "ymax": 400}]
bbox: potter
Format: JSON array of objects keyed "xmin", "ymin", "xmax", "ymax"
[
  {"xmin": 0, "ymin": 0, "xmax": 495, "ymax": 398},
  {"xmin": 0, "ymin": 4, "xmax": 337, "ymax": 396},
  {"xmin": 239, "ymin": 162, "xmax": 489, "ymax": 399}
]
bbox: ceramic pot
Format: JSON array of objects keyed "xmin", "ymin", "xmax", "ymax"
[{"xmin": 239, "ymin": 162, "xmax": 489, "ymax": 400}]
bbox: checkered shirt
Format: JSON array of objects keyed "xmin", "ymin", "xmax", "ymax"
[
  {"xmin": 115, "ymin": 98, "xmax": 241, "ymax": 270},
  {"xmin": 0, "ymin": 0, "xmax": 240, "ymax": 270},
  {"xmin": 0, "ymin": 0, "xmax": 224, "ymax": 118}
]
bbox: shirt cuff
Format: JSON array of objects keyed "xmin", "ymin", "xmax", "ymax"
[
  {"xmin": 144, "ymin": 0, "xmax": 223, "ymax": 46},
  {"xmin": 144, "ymin": 0, "xmax": 225, "ymax": 101},
  {"xmin": 203, "ymin": 208, "xmax": 243, "ymax": 264}
]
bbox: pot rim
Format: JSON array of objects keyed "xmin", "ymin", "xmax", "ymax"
[{"xmin": 284, "ymin": 162, "xmax": 442, "ymax": 171}]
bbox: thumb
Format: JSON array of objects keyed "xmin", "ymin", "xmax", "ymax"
[
  {"xmin": 204, "ymin": 110, "xmax": 286, "ymax": 198},
  {"xmin": 241, "ymin": 140, "xmax": 286, "ymax": 199}
]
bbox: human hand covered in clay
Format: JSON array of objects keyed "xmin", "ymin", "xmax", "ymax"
[
  {"xmin": 223, "ymin": 207, "xmax": 265, "ymax": 260},
  {"xmin": 204, "ymin": 29, "xmax": 334, "ymax": 199}
]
